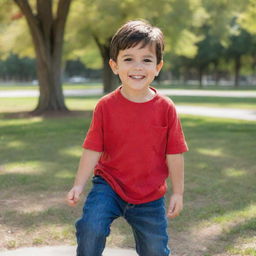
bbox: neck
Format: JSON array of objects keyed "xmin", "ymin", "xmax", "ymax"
[{"xmin": 120, "ymin": 86, "xmax": 155, "ymax": 103}]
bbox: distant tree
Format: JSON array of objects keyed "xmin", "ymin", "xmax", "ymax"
[
  {"xmin": 68, "ymin": 0, "xmax": 203, "ymax": 92},
  {"xmin": 238, "ymin": 0, "xmax": 256, "ymax": 35},
  {"xmin": 225, "ymin": 22, "xmax": 253, "ymax": 87},
  {"xmin": 194, "ymin": 26, "xmax": 224, "ymax": 87},
  {"xmin": 0, "ymin": 53, "xmax": 36, "ymax": 81},
  {"xmin": 65, "ymin": 59, "xmax": 87, "ymax": 78}
]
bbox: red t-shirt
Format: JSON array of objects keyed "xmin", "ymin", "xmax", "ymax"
[{"xmin": 83, "ymin": 86, "xmax": 188, "ymax": 204}]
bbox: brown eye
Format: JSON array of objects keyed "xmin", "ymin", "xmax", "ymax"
[
  {"xmin": 124, "ymin": 58, "xmax": 132, "ymax": 61},
  {"xmin": 144, "ymin": 59, "xmax": 152, "ymax": 62}
]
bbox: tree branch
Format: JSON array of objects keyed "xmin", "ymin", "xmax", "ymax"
[
  {"xmin": 53, "ymin": 0, "xmax": 72, "ymax": 61},
  {"xmin": 37, "ymin": 0, "xmax": 53, "ymax": 46},
  {"xmin": 13, "ymin": 0, "xmax": 46, "ymax": 62},
  {"xmin": 92, "ymin": 33, "xmax": 104, "ymax": 57}
]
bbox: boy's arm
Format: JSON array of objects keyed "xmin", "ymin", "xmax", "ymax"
[
  {"xmin": 66, "ymin": 148, "xmax": 102, "ymax": 206},
  {"xmin": 166, "ymin": 153, "xmax": 184, "ymax": 218}
]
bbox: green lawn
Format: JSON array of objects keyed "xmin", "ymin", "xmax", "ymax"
[
  {"xmin": 1, "ymin": 83, "xmax": 256, "ymax": 111},
  {"xmin": 0, "ymin": 83, "xmax": 102, "ymax": 91},
  {"xmin": 0, "ymin": 94, "xmax": 255, "ymax": 114},
  {"xmin": 171, "ymin": 95, "xmax": 256, "ymax": 110},
  {"xmin": 0, "ymin": 82, "xmax": 256, "ymax": 91},
  {"xmin": 0, "ymin": 99, "xmax": 255, "ymax": 255}
]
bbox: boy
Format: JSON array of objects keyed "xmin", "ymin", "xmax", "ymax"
[{"xmin": 67, "ymin": 20, "xmax": 188, "ymax": 256}]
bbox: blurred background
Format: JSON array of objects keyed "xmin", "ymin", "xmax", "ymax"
[{"xmin": 0, "ymin": 1, "xmax": 255, "ymax": 256}]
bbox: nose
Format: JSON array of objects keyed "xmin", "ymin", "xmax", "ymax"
[{"xmin": 133, "ymin": 61, "xmax": 143, "ymax": 70}]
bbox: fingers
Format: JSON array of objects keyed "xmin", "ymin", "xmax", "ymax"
[
  {"xmin": 73, "ymin": 190, "xmax": 80, "ymax": 203},
  {"xmin": 66, "ymin": 189, "xmax": 79, "ymax": 206},
  {"xmin": 167, "ymin": 204, "xmax": 180, "ymax": 218},
  {"xmin": 167, "ymin": 195, "xmax": 183, "ymax": 219}
]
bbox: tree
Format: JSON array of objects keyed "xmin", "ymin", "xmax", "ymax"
[
  {"xmin": 13, "ymin": 0, "xmax": 72, "ymax": 113},
  {"xmin": 0, "ymin": 53, "xmax": 36, "ymax": 81},
  {"xmin": 192, "ymin": 26, "xmax": 224, "ymax": 87},
  {"xmin": 238, "ymin": 0, "xmax": 256, "ymax": 35},
  {"xmin": 226, "ymin": 22, "xmax": 253, "ymax": 87},
  {"xmin": 67, "ymin": 0, "xmax": 204, "ymax": 93}
]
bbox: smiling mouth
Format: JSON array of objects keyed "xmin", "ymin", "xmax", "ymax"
[{"xmin": 129, "ymin": 75, "xmax": 145, "ymax": 79}]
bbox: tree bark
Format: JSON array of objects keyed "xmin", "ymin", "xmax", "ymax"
[
  {"xmin": 13, "ymin": 0, "xmax": 71, "ymax": 113},
  {"xmin": 93, "ymin": 35, "xmax": 118, "ymax": 93},
  {"xmin": 234, "ymin": 56, "xmax": 241, "ymax": 87},
  {"xmin": 198, "ymin": 66, "xmax": 203, "ymax": 88},
  {"xmin": 213, "ymin": 61, "xmax": 220, "ymax": 86}
]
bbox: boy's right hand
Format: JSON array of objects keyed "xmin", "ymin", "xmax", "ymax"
[{"xmin": 66, "ymin": 186, "xmax": 84, "ymax": 206}]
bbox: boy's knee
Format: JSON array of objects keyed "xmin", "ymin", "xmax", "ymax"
[{"xmin": 75, "ymin": 218, "xmax": 110, "ymax": 238}]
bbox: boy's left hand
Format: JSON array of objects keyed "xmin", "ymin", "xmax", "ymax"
[{"xmin": 167, "ymin": 194, "xmax": 183, "ymax": 218}]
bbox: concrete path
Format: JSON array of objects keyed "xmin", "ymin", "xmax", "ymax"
[
  {"xmin": 1, "ymin": 88, "xmax": 256, "ymax": 98},
  {"xmin": 0, "ymin": 245, "xmax": 137, "ymax": 256},
  {"xmin": 159, "ymin": 89, "xmax": 256, "ymax": 98},
  {"xmin": 177, "ymin": 105, "xmax": 256, "ymax": 121}
]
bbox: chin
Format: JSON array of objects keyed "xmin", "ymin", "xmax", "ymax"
[{"xmin": 129, "ymin": 84, "xmax": 149, "ymax": 90}]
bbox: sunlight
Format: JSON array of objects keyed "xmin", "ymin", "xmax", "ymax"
[
  {"xmin": 55, "ymin": 170, "xmax": 74, "ymax": 179},
  {"xmin": 60, "ymin": 146, "xmax": 82, "ymax": 158},
  {"xmin": 223, "ymin": 168, "xmax": 247, "ymax": 177},
  {"xmin": 210, "ymin": 204, "xmax": 256, "ymax": 224},
  {"xmin": 197, "ymin": 147, "xmax": 224, "ymax": 157},
  {"xmin": 3, "ymin": 161, "xmax": 43, "ymax": 174},
  {"xmin": 6, "ymin": 140, "xmax": 26, "ymax": 148}
]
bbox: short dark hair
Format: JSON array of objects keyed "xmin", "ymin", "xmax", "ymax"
[{"xmin": 110, "ymin": 20, "xmax": 164, "ymax": 64}]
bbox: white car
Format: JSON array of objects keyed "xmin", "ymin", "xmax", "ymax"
[{"xmin": 68, "ymin": 76, "xmax": 88, "ymax": 83}]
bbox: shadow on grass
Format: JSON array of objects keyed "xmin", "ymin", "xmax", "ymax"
[{"xmin": 0, "ymin": 112, "xmax": 256, "ymax": 251}]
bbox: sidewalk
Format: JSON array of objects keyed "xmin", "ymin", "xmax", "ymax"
[
  {"xmin": 1, "ymin": 88, "xmax": 256, "ymax": 98},
  {"xmin": 0, "ymin": 246, "xmax": 137, "ymax": 256},
  {"xmin": 177, "ymin": 105, "xmax": 256, "ymax": 121}
]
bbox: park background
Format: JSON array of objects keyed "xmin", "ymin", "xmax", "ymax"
[{"xmin": 0, "ymin": 0, "xmax": 255, "ymax": 255}]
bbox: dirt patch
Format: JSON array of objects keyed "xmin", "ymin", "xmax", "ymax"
[{"xmin": 1, "ymin": 188, "xmax": 254, "ymax": 255}]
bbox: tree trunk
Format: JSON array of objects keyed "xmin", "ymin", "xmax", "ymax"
[
  {"xmin": 36, "ymin": 53, "xmax": 67, "ymax": 112},
  {"xmin": 102, "ymin": 55, "xmax": 119, "ymax": 93},
  {"xmin": 93, "ymin": 35, "xmax": 118, "ymax": 93},
  {"xmin": 14, "ymin": 0, "xmax": 71, "ymax": 114},
  {"xmin": 213, "ymin": 61, "xmax": 220, "ymax": 86},
  {"xmin": 198, "ymin": 66, "xmax": 203, "ymax": 88},
  {"xmin": 234, "ymin": 56, "xmax": 241, "ymax": 87}
]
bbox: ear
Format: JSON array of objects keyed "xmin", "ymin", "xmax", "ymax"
[
  {"xmin": 109, "ymin": 59, "xmax": 119, "ymax": 75},
  {"xmin": 155, "ymin": 60, "xmax": 164, "ymax": 77}
]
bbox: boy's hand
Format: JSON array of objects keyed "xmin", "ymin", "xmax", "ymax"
[
  {"xmin": 167, "ymin": 194, "xmax": 183, "ymax": 218},
  {"xmin": 66, "ymin": 186, "xmax": 84, "ymax": 207}
]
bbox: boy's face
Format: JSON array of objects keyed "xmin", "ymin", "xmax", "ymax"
[{"xmin": 109, "ymin": 43, "xmax": 163, "ymax": 92}]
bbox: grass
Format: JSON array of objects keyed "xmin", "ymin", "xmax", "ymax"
[
  {"xmin": 0, "ymin": 93, "xmax": 255, "ymax": 113},
  {"xmin": 0, "ymin": 97, "xmax": 256, "ymax": 255},
  {"xmin": 0, "ymin": 83, "xmax": 101, "ymax": 91},
  {"xmin": 0, "ymin": 82, "xmax": 256, "ymax": 91},
  {"xmin": 171, "ymin": 96, "xmax": 256, "ymax": 109},
  {"xmin": 154, "ymin": 83, "xmax": 256, "ymax": 91}
]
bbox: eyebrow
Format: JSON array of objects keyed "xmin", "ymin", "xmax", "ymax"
[{"xmin": 122, "ymin": 54, "xmax": 154, "ymax": 58}]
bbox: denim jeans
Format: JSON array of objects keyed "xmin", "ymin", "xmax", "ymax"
[{"xmin": 75, "ymin": 176, "xmax": 170, "ymax": 256}]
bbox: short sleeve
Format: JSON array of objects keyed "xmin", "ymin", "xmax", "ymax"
[
  {"xmin": 166, "ymin": 104, "xmax": 188, "ymax": 154},
  {"xmin": 82, "ymin": 102, "xmax": 104, "ymax": 152}
]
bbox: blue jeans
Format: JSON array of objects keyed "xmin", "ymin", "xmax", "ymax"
[{"xmin": 75, "ymin": 176, "xmax": 170, "ymax": 256}]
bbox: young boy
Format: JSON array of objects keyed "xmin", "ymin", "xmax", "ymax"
[{"xmin": 67, "ymin": 20, "xmax": 188, "ymax": 256}]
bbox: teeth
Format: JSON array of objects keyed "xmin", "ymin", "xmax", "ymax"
[{"xmin": 130, "ymin": 75, "xmax": 144, "ymax": 79}]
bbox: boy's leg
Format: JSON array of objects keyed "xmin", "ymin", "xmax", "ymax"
[
  {"xmin": 75, "ymin": 176, "xmax": 122, "ymax": 256},
  {"xmin": 125, "ymin": 197, "xmax": 170, "ymax": 256}
]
